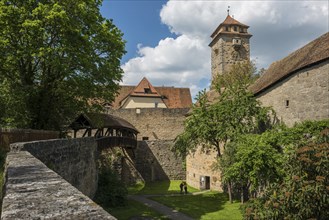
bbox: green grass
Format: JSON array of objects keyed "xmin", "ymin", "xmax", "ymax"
[
  {"xmin": 105, "ymin": 198, "xmax": 169, "ymax": 220},
  {"xmin": 128, "ymin": 180, "xmax": 199, "ymax": 195},
  {"xmin": 151, "ymin": 191, "xmax": 242, "ymax": 220}
]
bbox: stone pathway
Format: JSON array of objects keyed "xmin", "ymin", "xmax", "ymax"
[
  {"xmin": 128, "ymin": 191, "xmax": 210, "ymax": 220},
  {"xmin": 129, "ymin": 195, "xmax": 194, "ymax": 220}
]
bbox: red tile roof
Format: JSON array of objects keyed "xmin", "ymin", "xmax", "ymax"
[
  {"xmin": 130, "ymin": 77, "xmax": 161, "ymax": 97},
  {"xmin": 250, "ymin": 32, "xmax": 329, "ymax": 95},
  {"xmin": 155, "ymin": 87, "xmax": 192, "ymax": 109},
  {"xmin": 111, "ymin": 78, "xmax": 193, "ymax": 109},
  {"xmin": 211, "ymin": 15, "xmax": 249, "ymax": 38},
  {"xmin": 221, "ymin": 15, "xmax": 249, "ymax": 27}
]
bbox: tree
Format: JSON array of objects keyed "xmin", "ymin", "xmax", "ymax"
[
  {"xmin": 243, "ymin": 120, "xmax": 329, "ymax": 219},
  {"xmin": 219, "ymin": 131, "xmax": 284, "ymax": 204},
  {"xmin": 0, "ymin": 0, "xmax": 125, "ymax": 130},
  {"xmin": 173, "ymin": 61, "xmax": 274, "ymax": 202}
]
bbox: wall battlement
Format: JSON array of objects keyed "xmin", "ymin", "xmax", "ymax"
[{"xmin": 1, "ymin": 138, "xmax": 116, "ymax": 220}]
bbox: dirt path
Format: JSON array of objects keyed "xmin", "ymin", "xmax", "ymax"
[
  {"xmin": 128, "ymin": 191, "xmax": 210, "ymax": 220},
  {"xmin": 129, "ymin": 195, "xmax": 194, "ymax": 220}
]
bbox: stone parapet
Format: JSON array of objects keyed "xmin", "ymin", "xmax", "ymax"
[
  {"xmin": 1, "ymin": 150, "xmax": 115, "ymax": 220},
  {"xmin": 10, "ymin": 138, "xmax": 98, "ymax": 198}
]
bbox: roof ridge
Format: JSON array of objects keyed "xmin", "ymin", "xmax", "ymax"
[
  {"xmin": 251, "ymin": 32, "xmax": 329, "ymax": 95},
  {"xmin": 130, "ymin": 77, "xmax": 161, "ymax": 96}
]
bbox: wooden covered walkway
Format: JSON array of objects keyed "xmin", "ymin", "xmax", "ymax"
[{"xmin": 69, "ymin": 113, "xmax": 139, "ymax": 150}]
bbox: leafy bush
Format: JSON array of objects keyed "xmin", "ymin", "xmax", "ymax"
[{"xmin": 243, "ymin": 121, "xmax": 329, "ymax": 219}]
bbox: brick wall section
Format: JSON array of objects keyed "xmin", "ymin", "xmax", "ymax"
[
  {"xmin": 186, "ymin": 146, "xmax": 222, "ymax": 191},
  {"xmin": 109, "ymin": 108, "xmax": 189, "ymax": 140},
  {"xmin": 9, "ymin": 138, "xmax": 98, "ymax": 198},
  {"xmin": 0, "ymin": 128, "xmax": 59, "ymax": 151},
  {"xmin": 256, "ymin": 60, "xmax": 329, "ymax": 127},
  {"xmin": 1, "ymin": 150, "xmax": 115, "ymax": 220}
]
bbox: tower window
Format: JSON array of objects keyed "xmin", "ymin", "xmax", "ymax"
[
  {"xmin": 285, "ymin": 100, "xmax": 289, "ymax": 108},
  {"xmin": 234, "ymin": 26, "xmax": 238, "ymax": 32},
  {"xmin": 225, "ymin": 26, "xmax": 229, "ymax": 32},
  {"xmin": 233, "ymin": 38, "xmax": 241, "ymax": 45}
]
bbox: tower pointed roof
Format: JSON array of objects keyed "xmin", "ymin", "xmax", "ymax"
[
  {"xmin": 130, "ymin": 77, "xmax": 161, "ymax": 97},
  {"xmin": 222, "ymin": 15, "xmax": 249, "ymax": 27},
  {"xmin": 211, "ymin": 15, "xmax": 249, "ymax": 38}
]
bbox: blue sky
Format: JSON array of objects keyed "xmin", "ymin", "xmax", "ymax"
[
  {"xmin": 100, "ymin": 0, "xmax": 329, "ymax": 99},
  {"xmin": 101, "ymin": 0, "xmax": 173, "ymax": 63}
]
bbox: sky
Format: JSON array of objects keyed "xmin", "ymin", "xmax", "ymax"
[{"xmin": 100, "ymin": 0, "xmax": 329, "ymax": 100}]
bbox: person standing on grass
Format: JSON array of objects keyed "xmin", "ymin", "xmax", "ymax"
[
  {"xmin": 184, "ymin": 182, "xmax": 188, "ymax": 194},
  {"xmin": 180, "ymin": 181, "xmax": 184, "ymax": 194}
]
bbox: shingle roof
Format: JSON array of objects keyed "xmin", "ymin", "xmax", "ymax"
[
  {"xmin": 111, "ymin": 78, "xmax": 193, "ymax": 109},
  {"xmin": 250, "ymin": 32, "xmax": 329, "ymax": 95},
  {"xmin": 222, "ymin": 15, "xmax": 249, "ymax": 27},
  {"xmin": 211, "ymin": 15, "xmax": 249, "ymax": 38},
  {"xmin": 70, "ymin": 113, "xmax": 139, "ymax": 133},
  {"xmin": 155, "ymin": 87, "xmax": 192, "ymax": 109},
  {"xmin": 130, "ymin": 77, "xmax": 161, "ymax": 97}
]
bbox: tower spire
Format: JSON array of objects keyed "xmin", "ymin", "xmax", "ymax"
[{"xmin": 227, "ymin": 6, "xmax": 230, "ymax": 15}]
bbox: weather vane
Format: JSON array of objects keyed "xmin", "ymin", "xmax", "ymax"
[{"xmin": 227, "ymin": 6, "xmax": 230, "ymax": 15}]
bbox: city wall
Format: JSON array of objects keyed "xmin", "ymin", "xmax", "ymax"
[
  {"xmin": 0, "ymin": 128, "xmax": 59, "ymax": 151},
  {"xmin": 256, "ymin": 60, "xmax": 329, "ymax": 127},
  {"xmin": 109, "ymin": 108, "xmax": 189, "ymax": 140},
  {"xmin": 109, "ymin": 140, "xmax": 186, "ymax": 184},
  {"xmin": 1, "ymin": 138, "xmax": 115, "ymax": 219}
]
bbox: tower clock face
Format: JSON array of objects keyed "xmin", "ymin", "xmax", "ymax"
[
  {"xmin": 231, "ymin": 45, "xmax": 243, "ymax": 61},
  {"xmin": 231, "ymin": 41, "xmax": 247, "ymax": 61}
]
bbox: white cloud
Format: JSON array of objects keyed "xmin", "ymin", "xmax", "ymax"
[
  {"xmin": 121, "ymin": 0, "xmax": 328, "ymax": 98},
  {"xmin": 122, "ymin": 34, "xmax": 210, "ymax": 97}
]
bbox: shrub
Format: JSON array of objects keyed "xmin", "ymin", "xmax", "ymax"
[{"xmin": 243, "ymin": 122, "xmax": 329, "ymax": 219}]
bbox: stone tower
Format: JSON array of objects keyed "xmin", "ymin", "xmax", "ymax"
[{"xmin": 209, "ymin": 13, "xmax": 252, "ymax": 84}]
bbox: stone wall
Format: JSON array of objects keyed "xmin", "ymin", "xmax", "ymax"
[
  {"xmin": 1, "ymin": 150, "xmax": 115, "ymax": 220},
  {"xmin": 9, "ymin": 138, "xmax": 98, "ymax": 198},
  {"xmin": 0, "ymin": 128, "xmax": 59, "ymax": 151},
  {"xmin": 109, "ymin": 108, "xmax": 189, "ymax": 140},
  {"xmin": 134, "ymin": 140, "xmax": 185, "ymax": 181},
  {"xmin": 186, "ymin": 146, "xmax": 222, "ymax": 191},
  {"xmin": 256, "ymin": 60, "xmax": 329, "ymax": 127},
  {"xmin": 109, "ymin": 140, "xmax": 186, "ymax": 184},
  {"xmin": 211, "ymin": 36, "xmax": 250, "ymax": 82}
]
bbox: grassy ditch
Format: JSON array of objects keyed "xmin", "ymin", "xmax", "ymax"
[{"xmin": 151, "ymin": 191, "xmax": 242, "ymax": 220}]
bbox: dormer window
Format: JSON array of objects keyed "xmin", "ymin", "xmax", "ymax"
[{"xmin": 144, "ymin": 88, "xmax": 151, "ymax": 94}]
